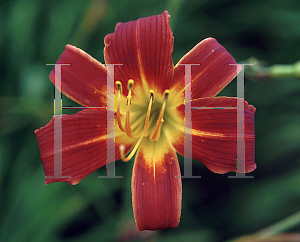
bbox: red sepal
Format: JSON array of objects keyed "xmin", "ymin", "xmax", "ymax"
[
  {"xmin": 173, "ymin": 38, "xmax": 241, "ymax": 98},
  {"xmin": 174, "ymin": 97, "xmax": 256, "ymax": 173},
  {"xmin": 131, "ymin": 148, "xmax": 182, "ymax": 231},
  {"xmin": 104, "ymin": 11, "xmax": 174, "ymax": 96},
  {"xmin": 35, "ymin": 109, "xmax": 133, "ymax": 185},
  {"xmin": 49, "ymin": 45, "xmax": 108, "ymax": 107}
]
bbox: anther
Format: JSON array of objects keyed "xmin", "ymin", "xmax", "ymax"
[
  {"xmin": 127, "ymin": 79, "xmax": 134, "ymax": 90},
  {"xmin": 149, "ymin": 90, "xmax": 170, "ymax": 141},
  {"xmin": 120, "ymin": 135, "xmax": 144, "ymax": 162},
  {"xmin": 126, "ymin": 79, "xmax": 134, "ymax": 105},
  {"xmin": 116, "ymin": 81, "xmax": 122, "ymax": 93},
  {"xmin": 115, "ymin": 81, "xmax": 125, "ymax": 132}
]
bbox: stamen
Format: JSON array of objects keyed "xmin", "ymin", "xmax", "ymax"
[
  {"xmin": 126, "ymin": 79, "xmax": 134, "ymax": 105},
  {"xmin": 115, "ymin": 81, "xmax": 125, "ymax": 132},
  {"xmin": 120, "ymin": 135, "xmax": 144, "ymax": 162},
  {"xmin": 143, "ymin": 90, "xmax": 154, "ymax": 136},
  {"xmin": 150, "ymin": 90, "xmax": 170, "ymax": 141},
  {"xmin": 125, "ymin": 79, "xmax": 139, "ymax": 138}
]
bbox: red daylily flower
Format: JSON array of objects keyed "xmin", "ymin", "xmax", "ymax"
[{"xmin": 35, "ymin": 11, "xmax": 256, "ymax": 231}]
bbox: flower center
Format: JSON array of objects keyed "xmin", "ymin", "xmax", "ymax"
[{"xmin": 115, "ymin": 79, "xmax": 170, "ymax": 161}]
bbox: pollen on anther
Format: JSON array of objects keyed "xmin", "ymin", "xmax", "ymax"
[
  {"xmin": 127, "ymin": 79, "xmax": 134, "ymax": 90},
  {"xmin": 149, "ymin": 90, "xmax": 155, "ymax": 101},
  {"xmin": 115, "ymin": 81, "xmax": 122, "ymax": 93}
]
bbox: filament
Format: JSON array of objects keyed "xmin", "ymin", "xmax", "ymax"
[
  {"xmin": 120, "ymin": 135, "xmax": 144, "ymax": 162},
  {"xmin": 149, "ymin": 90, "xmax": 169, "ymax": 141},
  {"xmin": 115, "ymin": 81, "xmax": 125, "ymax": 132},
  {"xmin": 143, "ymin": 90, "xmax": 154, "ymax": 136},
  {"xmin": 125, "ymin": 79, "xmax": 139, "ymax": 138}
]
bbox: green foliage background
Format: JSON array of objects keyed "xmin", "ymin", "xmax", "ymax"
[{"xmin": 1, "ymin": 0, "xmax": 300, "ymax": 241}]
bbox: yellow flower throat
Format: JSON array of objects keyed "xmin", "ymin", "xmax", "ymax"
[{"xmin": 115, "ymin": 79, "xmax": 183, "ymax": 161}]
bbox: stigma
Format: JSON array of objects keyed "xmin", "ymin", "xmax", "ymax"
[{"xmin": 115, "ymin": 79, "xmax": 170, "ymax": 162}]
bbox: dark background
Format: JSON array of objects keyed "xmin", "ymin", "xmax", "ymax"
[{"xmin": 1, "ymin": 0, "xmax": 300, "ymax": 241}]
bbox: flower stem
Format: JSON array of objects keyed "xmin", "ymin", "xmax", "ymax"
[
  {"xmin": 255, "ymin": 210, "xmax": 300, "ymax": 239},
  {"xmin": 242, "ymin": 57, "xmax": 300, "ymax": 81},
  {"xmin": 229, "ymin": 210, "xmax": 300, "ymax": 242},
  {"xmin": 268, "ymin": 61, "xmax": 300, "ymax": 78}
]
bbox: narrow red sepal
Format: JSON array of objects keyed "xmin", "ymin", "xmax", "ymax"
[
  {"xmin": 49, "ymin": 45, "xmax": 108, "ymax": 107},
  {"xmin": 174, "ymin": 38, "xmax": 241, "ymax": 98}
]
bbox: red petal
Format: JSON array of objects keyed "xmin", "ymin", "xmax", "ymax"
[
  {"xmin": 49, "ymin": 45, "xmax": 107, "ymax": 107},
  {"xmin": 173, "ymin": 38, "xmax": 241, "ymax": 98},
  {"xmin": 104, "ymin": 11, "xmax": 174, "ymax": 96},
  {"xmin": 173, "ymin": 97, "xmax": 256, "ymax": 173},
  {"xmin": 35, "ymin": 109, "xmax": 133, "ymax": 185},
  {"xmin": 132, "ymin": 147, "xmax": 182, "ymax": 231}
]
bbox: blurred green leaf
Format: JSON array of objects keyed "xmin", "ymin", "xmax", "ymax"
[{"xmin": 1, "ymin": 0, "xmax": 300, "ymax": 241}]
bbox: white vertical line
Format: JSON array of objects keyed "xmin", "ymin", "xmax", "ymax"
[
  {"xmin": 229, "ymin": 63, "xmax": 253, "ymax": 178},
  {"xmin": 106, "ymin": 64, "xmax": 115, "ymax": 176},
  {"xmin": 46, "ymin": 64, "xmax": 70, "ymax": 179},
  {"xmin": 184, "ymin": 64, "xmax": 192, "ymax": 175},
  {"xmin": 177, "ymin": 64, "xmax": 201, "ymax": 178},
  {"xmin": 99, "ymin": 64, "xmax": 123, "ymax": 178},
  {"xmin": 54, "ymin": 64, "xmax": 62, "ymax": 177}
]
